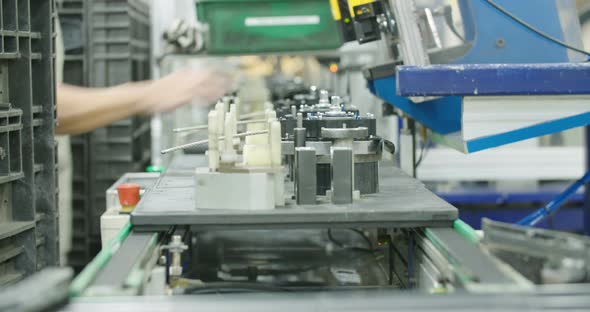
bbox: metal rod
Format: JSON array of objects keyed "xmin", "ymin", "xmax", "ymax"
[
  {"xmin": 161, "ymin": 130, "xmax": 269, "ymax": 155},
  {"xmin": 173, "ymin": 119, "xmax": 267, "ymax": 133},
  {"xmin": 239, "ymin": 111, "xmax": 267, "ymax": 119}
]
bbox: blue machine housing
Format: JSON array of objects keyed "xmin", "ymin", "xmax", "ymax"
[{"xmin": 367, "ymin": 0, "xmax": 589, "ymax": 153}]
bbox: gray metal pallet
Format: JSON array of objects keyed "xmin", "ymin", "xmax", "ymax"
[
  {"xmin": 132, "ymin": 155, "xmax": 458, "ymax": 230},
  {"xmin": 0, "ymin": 0, "xmax": 58, "ymax": 285}
]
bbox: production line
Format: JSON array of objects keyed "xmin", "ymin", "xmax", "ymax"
[{"xmin": 1, "ymin": 0, "xmax": 590, "ymax": 311}]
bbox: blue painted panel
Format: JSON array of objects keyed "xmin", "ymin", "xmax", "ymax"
[
  {"xmin": 370, "ymin": 77, "xmax": 463, "ymax": 135},
  {"xmin": 453, "ymin": 0, "xmax": 578, "ymax": 64},
  {"xmin": 439, "ymin": 187, "xmax": 585, "ymax": 206},
  {"xmin": 466, "ymin": 112, "xmax": 590, "ymax": 153},
  {"xmin": 399, "ymin": 63, "xmax": 590, "ymax": 96},
  {"xmin": 397, "ymin": 63, "xmax": 590, "ymax": 97}
]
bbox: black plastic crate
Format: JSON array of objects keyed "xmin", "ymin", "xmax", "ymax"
[
  {"xmin": 0, "ymin": 0, "xmax": 58, "ymax": 285},
  {"xmin": 60, "ymin": 0, "xmax": 151, "ymax": 268}
]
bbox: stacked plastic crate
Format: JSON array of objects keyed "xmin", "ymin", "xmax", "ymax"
[
  {"xmin": 57, "ymin": 0, "xmax": 92, "ymax": 271},
  {"xmin": 58, "ymin": 0, "xmax": 151, "ymax": 269},
  {"xmin": 0, "ymin": 0, "xmax": 58, "ymax": 285}
]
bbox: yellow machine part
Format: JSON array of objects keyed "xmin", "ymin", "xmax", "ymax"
[
  {"xmin": 347, "ymin": 0, "xmax": 376, "ymax": 17},
  {"xmin": 329, "ymin": 0, "xmax": 342, "ymax": 20},
  {"xmin": 329, "ymin": 0, "xmax": 377, "ymax": 21}
]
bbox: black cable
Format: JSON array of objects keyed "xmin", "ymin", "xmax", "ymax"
[
  {"xmin": 185, "ymin": 282, "xmax": 293, "ymax": 294},
  {"xmin": 483, "ymin": 0, "xmax": 590, "ymax": 57},
  {"xmin": 414, "ymin": 137, "xmax": 431, "ymax": 169},
  {"xmin": 443, "ymin": 6, "xmax": 465, "ymax": 42},
  {"xmin": 327, "ymin": 229, "xmax": 374, "ymax": 252},
  {"xmin": 349, "ymin": 229, "xmax": 374, "ymax": 250},
  {"xmin": 327, "ymin": 229, "xmax": 345, "ymax": 248}
]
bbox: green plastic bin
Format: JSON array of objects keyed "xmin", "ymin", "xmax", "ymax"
[{"xmin": 196, "ymin": 0, "xmax": 343, "ymax": 54}]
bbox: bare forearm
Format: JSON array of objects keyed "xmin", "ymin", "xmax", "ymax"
[
  {"xmin": 56, "ymin": 83, "xmax": 149, "ymax": 135},
  {"xmin": 56, "ymin": 69, "xmax": 230, "ymax": 135}
]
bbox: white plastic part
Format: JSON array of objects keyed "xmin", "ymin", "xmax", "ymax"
[
  {"xmin": 222, "ymin": 97, "xmax": 230, "ymax": 115},
  {"xmin": 215, "ymin": 102, "xmax": 226, "ymax": 152},
  {"xmin": 266, "ymin": 109, "xmax": 277, "ymax": 121},
  {"xmin": 264, "ymin": 101, "xmax": 274, "ymax": 111},
  {"xmin": 269, "ymin": 120, "xmax": 281, "ymax": 167},
  {"xmin": 234, "ymin": 97, "xmax": 241, "ymax": 121},
  {"xmin": 100, "ymin": 209, "xmax": 130, "ymax": 249},
  {"xmin": 145, "ymin": 267, "xmax": 166, "ymax": 296},
  {"xmin": 273, "ymin": 171, "xmax": 285, "ymax": 206},
  {"xmin": 245, "ymin": 121, "xmax": 268, "ymax": 145},
  {"xmin": 221, "ymin": 110, "xmax": 238, "ymax": 164},
  {"xmin": 243, "ymin": 144, "xmax": 272, "ymax": 167},
  {"xmin": 194, "ymin": 168, "xmax": 275, "ymax": 211},
  {"xmin": 207, "ymin": 111, "xmax": 219, "ymax": 171}
]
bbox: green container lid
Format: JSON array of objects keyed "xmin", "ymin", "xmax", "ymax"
[{"xmin": 196, "ymin": 0, "xmax": 342, "ymax": 54}]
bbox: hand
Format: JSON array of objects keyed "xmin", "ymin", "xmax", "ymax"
[{"xmin": 136, "ymin": 68, "xmax": 232, "ymax": 115}]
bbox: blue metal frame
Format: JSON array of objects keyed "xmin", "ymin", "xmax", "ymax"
[
  {"xmin": 453, "ymin": 0, "xmax": 582, "ymax": 64},
  {"xmin": 368, "ymin": 77, "xmax": 462, "ymax": 135},
  {"xmin": 396, "ymin": 63, "xmax": 590, "ymax": 97},
  {"xmin": 466, "ymin": 112, "xmax": 590, "ymax": 153},
  {"xmin": 586, "ymin": 126, "xmax": 590, "ymax": 235},
  {"xmin": 367, "ymin": 0, "xmax": 585, "ymax": 141},
  {"xmin": 438, "ymin": 187, "xmax": 586, "ymax": 206}
]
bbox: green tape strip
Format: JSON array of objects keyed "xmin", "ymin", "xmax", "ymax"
[
  {"xmin": 453, "ymin": 219, "xmax": 479, "ymax": 244},
  {"xmin": 68, "ymin": 222, "xmax": 132, "ymax": 298}
]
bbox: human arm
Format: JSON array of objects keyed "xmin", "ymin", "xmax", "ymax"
[{"xmin": 56, "ymin": 69, "xmax": 230, "ymax": 135}]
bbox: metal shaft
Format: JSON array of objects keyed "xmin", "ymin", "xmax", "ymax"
[
  {"xmin": 173, "ymin": 119, "xmax": 267, "ymax": 133},
  {"xmin": 161, "ymin": 130, "xmax": 269, "ymax": 154}
]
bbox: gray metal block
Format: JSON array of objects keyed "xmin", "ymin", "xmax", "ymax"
[
  {"xmin": 294, "ymin": 128, "xmax": 306, "ymax": 148},
  {"xmin": 295, "ymin": 147, "xmax": 316, "ymax": 205},
  {"xmin": 331, "ymin": 147, "xmax": 354, "ymax": 204}
]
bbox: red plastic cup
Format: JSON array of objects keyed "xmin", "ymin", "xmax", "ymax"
[{"xmin": 117, "ymin": 183, "xmax": 141, "ymax": 213}]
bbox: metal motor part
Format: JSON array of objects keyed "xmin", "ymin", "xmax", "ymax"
[
  {"xmin": 280, "ymin": 114, "xmax": 379, "ymax": 198},
  {"xmin": 295, "ymin": 147, "xmax": 317, "ymax": 205},
  {"xmin": 329, "ymin": 147, "xmax": 354, "ymax": 204}
]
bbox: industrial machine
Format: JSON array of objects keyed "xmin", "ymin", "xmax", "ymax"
[{"xmin": 2, "ymin": 0, "xmax": 590, "ymax": 311}]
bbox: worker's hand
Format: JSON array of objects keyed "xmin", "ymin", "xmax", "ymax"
[{"xmin": 136, "ymin": 68, "xmax": 232, "ymax": 115}]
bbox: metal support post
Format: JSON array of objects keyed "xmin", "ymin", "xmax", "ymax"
[{"xmin": 400, "ymin": 116, "xmax": 417, "ymax": 177}]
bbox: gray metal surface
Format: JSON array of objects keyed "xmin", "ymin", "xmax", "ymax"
[
  {"xmin": 0, "ymin": 0, "xmax": 58, "ymax": 285},
  {"xmin": 62, "ymin": 287, "xmax": 590, "ymax": 312},
  {"xmin": 482, "ymin": 219, "xmax": 590, "ymax": 284},
  {"xmin": 131, "ymin": 155, "xmax": 457, "ymax": 230},
  {"xmin": 321, "ymin": 127, "xmax": 368, "ymax": 139},
  {"xmin": 0, "ymin": 268, "xmax": 73, "ymax": 312},
  {"xmin": 425, "ymin": 228, "xmax": 516, "ymax": 285},
  {"xmin": 295, "ymin": 147, "xmax": 317, "ymax": 205},
  {"xmin": 331, "ymin": 147, "xmax": 354, "ymax": 204},
  {"xmin": 293, "ymin": 128, "xmax": 306, "ymax": 147},
  {"xmin": 89, "ymin": 232, "xmax": 156, "ymax": 291}
]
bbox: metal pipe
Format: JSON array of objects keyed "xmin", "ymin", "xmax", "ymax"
[
  {"xmin": 173, "ymin": 119, "xmax": 267, "ymax": 133},
  {"xmin": 160, "ymin": 130, "xmax": 269, "ymax": 154},
  {"xmin": 517, "ymin": 170, "xmax": 590, "ymax": 227}
]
